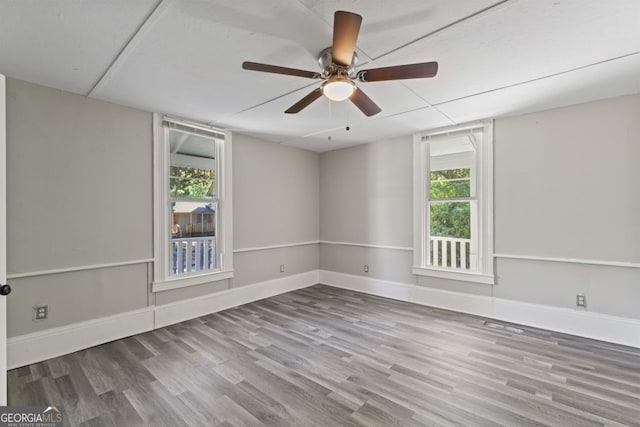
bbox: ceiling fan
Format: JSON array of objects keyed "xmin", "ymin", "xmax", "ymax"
[{"xmin": 242, "ymin": 11, "xmax": 438, "ymax": 117}]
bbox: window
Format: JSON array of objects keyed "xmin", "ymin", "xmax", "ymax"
[
  {"xmin": 153, "ymin": 116, "xmax": 233, "ymax": 291},
  {"xmin": 413, "ymin": 121, "xmax": 494, "ymax": 284}
]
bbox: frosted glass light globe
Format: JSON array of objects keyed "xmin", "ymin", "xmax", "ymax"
[{"xmin": 322, "ymin": 76, "xmax": 356, "ymax": 101}]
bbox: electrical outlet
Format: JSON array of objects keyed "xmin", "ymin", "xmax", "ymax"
[
  {"xmin": 33, "ymin": 304, "xmax": 48, "ymax": 321},
  {"xmin": 280, "ymin": 264, "xmax": 285, "ymax": 273},
  {"xmin": 576, "ymin": 295, "xmax": 587, "ymax": 308},
  {"xmin": 364, "ymin": 264, "xmax": 369, "ymax": 273}
]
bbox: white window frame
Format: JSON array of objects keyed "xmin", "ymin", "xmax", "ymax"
[
  {"xmin": 412, "ymin": 120, "xmax": 494, "ymax": 285},
  {"xmin": 152, "ymin": 114, "xmax": 233, "ymax": 292}
]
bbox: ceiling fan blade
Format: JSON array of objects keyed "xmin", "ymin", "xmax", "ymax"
[
  {"xmin": 285, "ymin": 88, "xmax": 323, "ymax": 114},
  {"xmin": 332, "ymin": 11, "xmax": 362, "ymax": 66},
  {"xmin": 242, "ymin": 61, "xmax": 321, "ymax": 79},
  {"xmin": 350, "ymin": 87, "xmax": 381, "ymax": 117},
  {"xmin": 358, "ymin": 62, "xmax": 439, "ymax": 82}
]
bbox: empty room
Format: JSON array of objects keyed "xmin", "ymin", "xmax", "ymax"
[{"xmin": 0, "ymin": 1, "xmax": 639, "ymax": 426}]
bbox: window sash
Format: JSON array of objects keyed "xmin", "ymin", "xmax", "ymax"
[
  {"xmin": 431, "ymin": 177, "xmax": 470, "ymax": 182},
  {"xmin": 426, "ymin": 199, "xmax": 477, "ymax": 270},
  {"xmin": 169, "ymin": 199, "xmax": 219, "ymax": 276},
  {"xmin": 167, "ymin": 129, "xmax": 221, "ymax": 277},
  {"xmin": 429, "ymin": 197, "xmax": 477, "ymax": 202},
  {"xmin": 425, "ymin": 146, "xmax": 477, "ymax": 272}
]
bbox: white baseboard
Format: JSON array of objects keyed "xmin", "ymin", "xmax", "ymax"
[
  {"xmin": 7, "ymin": 307, "xmax": 155, "ymax": 370},
  {"xmin": 320, "ymin": 270, "xmax": 495, "ymax": 316},
  {"xmin": 319, "ymin": 270, "xmax": 640, "ymax": 348},
  {"xmin": 154, "ymin": 270, "xmax": 320, "ymax": 328},
  {"xmin": 7, "ymin": 270, "xmax": 320, "ymax": 369},
  {"xmin": 490, "ymin": 298, "xmax": 640, "ymax": 348}
]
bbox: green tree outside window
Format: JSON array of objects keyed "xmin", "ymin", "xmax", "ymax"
[
  {"xmin": 429, "ymin": 168, "xmax": 470, "ymax": 239},
  {"xmin": 170, "ymin": 166, "xmax": 216, "ymax": 199}
]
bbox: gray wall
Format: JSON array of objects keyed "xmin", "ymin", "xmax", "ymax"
[
  {"xmin": 319, "ymin": 94, "xmax": 640, "ymax": 318},
  {"xmin": 7, "ymin": 79, "xmax": 153, "ymax": 272},
  {"xmin": 6, "ymin": 79, "xmax": 153, "ymax": 336},
  {"xmin": 494, "ymin": 95, "xmax": 640, "ymax": 262},
  {"xmin": 492, "ymin": 95, "xmax": 640, "ymax": 318},
  {"xmin": 6, "ymin": 79, "xmax": 320, "ymax": 337},
  {"xmin": 319, "ymin": 136, "xmax": 417, "ymax": 287},
  {"xmin": 234, "ymin": 134, "xmax": 319, "ymax": 248},
  {"xmin": 320, "ymin": 136, "xmax": 412, "ymax": 247}
]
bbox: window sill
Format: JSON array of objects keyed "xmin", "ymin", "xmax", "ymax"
[
  {"xmin": 412, "ymin": 266, "xmax": 494, "ymax": 285},
  {"xmin": 152, "ymin": 269, "xmax": 234, "ymax": 292}
]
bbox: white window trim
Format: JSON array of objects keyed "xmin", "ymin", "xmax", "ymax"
[
  {"xmin": 412, "ymin": 120, "xmax": 494, "ymax": 285},
  {"xmin": 152, "ymin": 114, "xmax": 233, "ymax": 292}
]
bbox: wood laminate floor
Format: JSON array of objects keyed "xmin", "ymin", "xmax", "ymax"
[{"xmin": 8, "ymin": 285, "xmax": 640, "ymax": 426}]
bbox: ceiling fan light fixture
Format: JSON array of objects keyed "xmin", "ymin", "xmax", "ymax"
[
  {"xmin": 321, "ymin": 75, "xmax": 356, "ymax": 101},
  {"xmin": 243, "ymin": 11, "xmax": 437, "ymax": 116}
]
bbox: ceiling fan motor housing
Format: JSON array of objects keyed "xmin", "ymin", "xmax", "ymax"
[{"xmin": 318, "ymin": 47, "xmax": 358, "ymax": 79}]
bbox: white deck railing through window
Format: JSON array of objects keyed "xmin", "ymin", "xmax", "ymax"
[
  {"xmin": 430, "ymin": 236, "xmax": 476, "ymax": 270},
  {"xmin": 171, "ymin": 236, "xmax": 217, "ymax": 275}
]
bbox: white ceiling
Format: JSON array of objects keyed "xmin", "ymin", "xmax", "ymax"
[{"xmin": 1, "ymin": 0, "xmax": 639, "ymax": 152}]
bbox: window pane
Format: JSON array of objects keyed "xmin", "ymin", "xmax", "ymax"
[
  {"xmin": 169, "ymin": 129, "xmax": 216, "ymax": 199},
  {"xmin": 430, "ymin": 169, "xmax": 470, "ymax": 198},
  {"xmin": 429, "ymin": 201, "xmax": 473, "ymax": 270},
  {"xmin": 170, "ymin": 201, "xmax": 217, "ymax": 275},
  {"xmin": 171, "ymin": 201, "xmax": 216, "ymax": 238},
  {"xmin": 429, "ymin": 133, "xmax": 476, "ymax": 199},
  {"xmin": 430, "ymin": 201, "xmax": 470, "ymax": 239},
  {"xmin": 170, "ymin": 166, "xmax": 215, "ymax": 199}
]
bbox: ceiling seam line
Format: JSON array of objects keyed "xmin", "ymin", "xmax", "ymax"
[
  {"xmin": 86, "ymin": 0, "xmax": 171, "ymax": 98},
  {"xmin": 209, "ymin": 82, "xmax": 319, "ymax": 126},
  {"xmin": 372, "ymin": 0, "xmax": 512, "ymax": 62},
  {"xmin": 433, "ymin": 50, "xmax": 640, "ymax": 107},
  {"xmin": 398, "ymin": 82, "xmax": 457, "ymax": 125},
  {"xmin": 294, "ymin": 0, "xmax": 333, "ymax": 28},
  {"xmin": 429, "ymin": 106, "xmax": 458, "ymax": 126}
]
